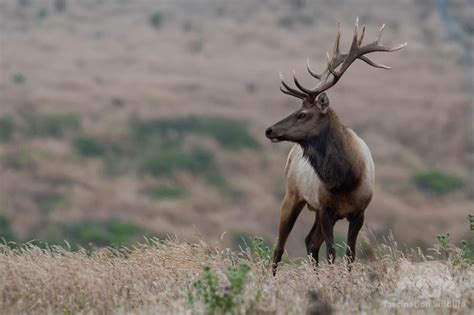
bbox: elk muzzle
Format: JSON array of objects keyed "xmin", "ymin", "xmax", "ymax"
[{"xmin": 265, "ymin": 126, "xmax": 287, "ymax": 143}]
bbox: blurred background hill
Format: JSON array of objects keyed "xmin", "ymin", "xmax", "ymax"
[{"xmin": 0, "ymin": 0, "xmax": 472, "ymax": 256}]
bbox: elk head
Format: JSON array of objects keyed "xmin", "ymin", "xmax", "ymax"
[{"xmin": 265, "ymin": 18, "xmax": 407, "ymax": 144}]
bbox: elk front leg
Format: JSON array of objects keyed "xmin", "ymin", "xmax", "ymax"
[
  {"xmin": 305, "ymin": 211, "xmax": 324, "ymax": 264},
  {"xmin": 345, "ymin": 211, "xmax": 364, "ymax": 263},
  {"xmin": 272, "ymin": 193, "xmax": 306, "ymax": 276},
  {"xmin": 320, "ymin": 208, "xmax": 336, "ymax": 264}
]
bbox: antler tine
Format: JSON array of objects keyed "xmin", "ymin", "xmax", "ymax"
[
  {"xmin": 350, "ymin": 17, "xmax": 359, "ymax": 49},
  {"xmin": 359, "ymin": 55, "xmax": 391, "ymax": 69},
  {"xmin": 280, "ymin": 72, "xmax": 307, "ymax": 99},
  {"xmin": 333, "ymin": 23, "xmax": 341, "ymax": 56},
  {"xmin": 280, "ymin": 86, "xmax": 305, "ymax": 99},
  {"xmin": 307, "ymin": 58, "xmax": 321, "ymax": 80},
  {"xmin": 375, "ymin": 24, "xmax": 385, "ymax": 43},
  {"xmin": 383, "ymin": 42, "xmax": 408, "ymax": 52},
  {"xmin": 326, "ymin": 52, "xmax": 338, "ymax": 77},
  {"xmin": 358, "ymin": 25, "xmax": 365, "ymax": 46},
  {"xmin": 293, "ymin": 70, "xmax": 314, "ymax": 94}
]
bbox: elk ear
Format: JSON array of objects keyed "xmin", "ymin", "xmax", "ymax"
[{"xmin": 316, "ymin": 93, "xmax": 329, "ymax": 113}]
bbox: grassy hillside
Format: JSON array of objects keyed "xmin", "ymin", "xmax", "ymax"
[
  {"xmin": 0, "ymin": 0, "xmax": 472, "ymax": 255},
  {"xmin": 0, "ymin": 234, "xmax": 472, "ymax": 314}
]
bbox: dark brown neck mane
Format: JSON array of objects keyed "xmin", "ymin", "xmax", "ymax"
[{"xmin": 299, "ymin": 109, "xmax": 360, "ymax": 193}]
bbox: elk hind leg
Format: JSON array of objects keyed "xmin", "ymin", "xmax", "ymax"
[
  {"xmin": 345, "ymin": 211, "xmax": 364, "ymax": 263},
  {"xmin": 305, "ymin": 211, "xmax": 324, "ymax": 264},
  {"xmin": 320, "ymin": 208, "xmax": 337, "ymax": 264}
]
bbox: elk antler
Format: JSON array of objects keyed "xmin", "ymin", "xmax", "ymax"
[{"xmin": 280, "ymin": 17, "xmax": 407, "ymax": 103}]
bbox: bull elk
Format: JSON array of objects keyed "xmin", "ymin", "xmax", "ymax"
[{"xmin": 265, "ymin": 18, "xmax": 406, "ymax": 274}]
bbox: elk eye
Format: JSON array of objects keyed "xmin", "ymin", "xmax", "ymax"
[{"xmin": 296, "ymin": 112, "xmax": 307, "ymax": 120}]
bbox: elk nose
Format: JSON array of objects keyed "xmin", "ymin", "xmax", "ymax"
[{"xmin": 265, "ymin": 127, "xmax": 273, "ymax": 138}]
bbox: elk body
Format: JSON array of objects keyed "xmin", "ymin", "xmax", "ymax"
[{"xmin": 265, "ymin": 19, "xmax": 406, "ymax": 274}]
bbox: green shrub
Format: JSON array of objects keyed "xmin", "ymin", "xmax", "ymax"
[
  {"xmin": 232, "ymin": 233, "xmax": 273, "ymax": 262},
  {"xmin": 146, "ymin": 186, "xmax": 188, "ymax": 200},
  {"xmin": 414, "ymin": 170, "xmax": 463, "ymax": 195},
  {"xmin": 435, "ymin": 215, "xmax": 474, "ymax": 265},
  {"xmin": 187, "ymin": 264, "xmax": 256, "ymax": 315},
  {"xmin": 462, "ymin": 214, "xmax": 474, "ymax": 263},
  {"xmin": 130, "ymin": 116, "xmax": 259, "ymax": 151},
  {"xmin": 198, "ymin": 118, "xmax": 259, "ymax": 150},
  {"xmin": 43, "ymin": 219, "xmax": 151, "ymax": 248},
  {"xmin": 461, "ymin": 238, "xmax": 474, "ymax": 263},
  {"xmin": 248, "ymin": 236, "xmax": 273, "ymax": 264},
  {"xmin": 149, "ymin": 11, "xmax": 163, "ymax": 29},
  {"xmin": 206, "ymin": 173, "xmax": 243, "ymax": 199},
  {"xmin": 278, "ymin": 16, "xmax": 294, "ymax": 29},
  {"xmin": 139, "ymin": 147, "xmax": 215, "ymax": 178},
  {"xmin": 73, "ymin": 137, "xmax": 106, "ymax": 157},
  {"xmin": 129, "ymin": 118, "xmax": 187, "ymax": 145},
  {"xmin": 23, "ymin": 112, "xmax": 81, "ymax": 138},
  {"xmin": 233, "ymin": 234, "xmax": 274, "ymax": 265},
  {"xmin": 0, "ymin": 211, "xmax": 16, "ymax": 242},
  {"xmin": 436, "ymin": 233, "xmax": 450, "ymax": 258},
  {"xmin": 205, "ymin": 173, "xmax": 228, "ymax": 188},
  {"xmin": 12, "ymin": 73, "xmax": 26, "ymax": 85},
  {"xmin": 0, "ymin": 115, "xmax": 14, "ymax": 142},
  {"xmin": 34, "ymin": 192, "xmax": 67, "ymax": 214},
  {"xmin": 37, "ymin": 7, "xmax": 48, "ymax": 20},
  {"xmin": 93, "ymin": 140, "xmax": 132, "ymax": 175},
  {"xmin": 232, "ymin": 232, "xmax": 254, "ymax": 251},
  {"xmin": 1, "ymin": 150, "xmax": 34, "ymax": 170}
]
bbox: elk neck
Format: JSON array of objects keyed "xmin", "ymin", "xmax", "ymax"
[{"xmin": 299, "ymin": 108, "xmax": 360, "ymax": 193}]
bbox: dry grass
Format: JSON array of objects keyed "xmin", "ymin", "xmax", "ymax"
[{"xmin": 0, "ymin": 238, "xmax": 472, "ymax": 314}]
